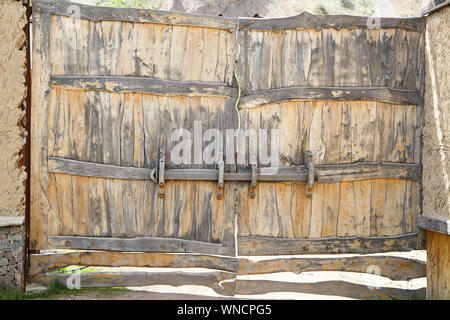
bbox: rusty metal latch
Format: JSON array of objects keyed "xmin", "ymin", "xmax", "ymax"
[
  {"xmin": 305, "ymin": 150, "xmax": 315, "ymax": 197},
  {"xmin": 158, "ymin": 148, "xmax": 165, "ymax": 198},
  {"xmin": 250, "ymin": 154, "xmax": 258, "ymax": 199},
  {"xmin": 217, "ymin": 152, "xmax": 224, "ymax": 200}
]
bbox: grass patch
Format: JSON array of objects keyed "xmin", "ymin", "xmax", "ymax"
[
  {"xmin": 0, "ymin": 281, "xmax": 128, "ymax": 300},
  {"xmin": 313, "ymin": 4, "xmax": 329, "ymax": 15},
  {"xmin": 50, "ymin": 265, "xmax": 100, "ymax": 274},
  {"xmin": 0, "ymin": 281, "xmax": 70, "ymax": 300}
]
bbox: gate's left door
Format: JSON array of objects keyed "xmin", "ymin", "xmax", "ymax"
[{"xmin": 30, "ymin": 0, "xmax": 238, "ymax": 256}]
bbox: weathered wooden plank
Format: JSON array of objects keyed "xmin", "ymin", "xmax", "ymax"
[
  {"xmin": 33, "ymin": 270, "xmax": 236, "ymax": 296},
  {"xmin": 87, "ymin": 177, "xmax": 109, "ymax": 237},
  {"xmin": 34, "ymin": 0, "xmax": 238, "ymax": 30},
  {"xmin": 51, "ymin": 75, "xmax": 237, "ymax": 97},
  {"xmin": 152, "ymin": 23, "xmax": 172, "ymax": 79},
  {"xmin": 182, "ymin": 26, "xmax": 204, "ymax": 81},
  {"xmin": 48, "ymin": 157, "xmax": 156, "ymax": 180},
  {"xmin": 383, "ymin": 179, "xmax": 407, "ymax": 236},
  {"xmin": 238, "ymin": 233, "xmax": 419, "ymax": 255},
  {"xmin": 48, "ymin": 236, "xmax": 235, "ymax": 256},
  {"xmin": 239, "ymin": 87, "xmax": 421, "ymax": 108},
  {"xmin": 426, "ymin": 231, "xmax": 450, "ymax": 299},
  {"xmin": 337, "ymin": 181, "xmax": 357, "ymax": 237},
  {"xmin": 322, "ymin": 183, "xmax": 340, "ymax": 237},
  {"xmin": 239, "ymin": 12, "xmax": 424, "ymax": 31},
  {"xmin": 30, "ymin": 12, "xmax": 52, "ymax": 250},
  {"xmin": 322, "ymin": 102, "xmax": 341, "ymax": 164},
  {"xmin": 29, "ymin": 252, "xmax": 239, "ymax": 277},
  {"xmin": 370, "ymin": 178, "xmax": 387, "ymax": 236},
  {"xmin": 228, "ymin": 279, "xmax": 425, "ymax": 300},
  {"xmin": 48, "ymin": 157, "xmax": 420, "ymax": 182},
  {"xmin": 47, "ymin": 173, "xmax": 61, "ymax": 236},
  {"xmin": 168, "ymin": 25, "xmax": 187, "ymax": 80},
  {"xmin": 72, "ymin": 176, "xmax": 90, "ymax": 236},
  {"xmin": 237, "ymin": 255, "xmax": 425, "ymax": 280},
  {"xmin": 418, "ymin": 215, "xmax": 450, "ymax": 235},
  {"xmin": 30, "ymin": 252, "xmax": 425, "ymax": 281},
  {"xmin": 309, "ymin": 183, "xmax": 324, "ymax": 238}
]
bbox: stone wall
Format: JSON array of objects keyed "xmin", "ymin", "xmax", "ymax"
[
  {"xmin": 422, "ymin": 5, "xmax": 450, "ymax": 221},
  {"xmin": 0, "ymin": 223, "xmax": 25, "ymax": 288}
]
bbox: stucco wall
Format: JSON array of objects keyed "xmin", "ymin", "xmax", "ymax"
[
  {"xmin": 423, "ymin": 5, "xmax": 450, "ymax": 220},
  {"xmin": 0, "ymin": 0, "xmax": 27, "ymax": 218}
]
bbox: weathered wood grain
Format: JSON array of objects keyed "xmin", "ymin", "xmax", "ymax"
[
  {"xmin": 238, "ymin": 233, "xmax": 419, "ymax": 255},
  {"xmin": 30, "ymin": 251, "xmax": 425, "ymax": 281},
  {"xmin": 48, "ymin": 157, "xmax": 420, "ymax": 182},
  {"xmin": 48, "ymin": 157, "xmax": 156, "ymax": 181},
  {"xmin": 426, "ymin": 231, "xmax": 450, "ymax": 299},
  {"xmin": 227, "ymin": 279, "xmax": 425, "ymax": 300},
  {"xmin": 33, "ymin": 270, "xmax": 237, "ymax": 296},
  {"xmin": 237, "ymin": 255, "xmax": 425, "ymax": 280},
  {"xmin": 238, "ymin": 12, "xmax": 424, "ymax": 31},
  {"xmin": 48, "ymin": 235, "xmax": 235, "ymax": 256},
  {"xmin": 35, "ymin": 0, "xmax": 238, "ymax": 30},
  {"xmin": 29, "ymin": 252, "xmax": 239, "ymax": 277},
  {"xmin": 418, "ymin": 215, "xmax": 450, "ymax": 235},
  {"xmin": 239, "ymin": 87, "xmax": 421, "ymax": 108},
  {"xmin": 51, "ymin": 75, "xmax": 237, "ymax": 97},
  {"xmin": 30, "ymin": 12, "xmax": 52, "ymax": 250}
]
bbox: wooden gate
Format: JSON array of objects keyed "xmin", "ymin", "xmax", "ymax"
[{"xmin": 30, "ymin": 0, "xmax": 426, "ymax": 297}]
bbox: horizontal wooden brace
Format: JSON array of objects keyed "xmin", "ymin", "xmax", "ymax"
[
  {"xmin": 418, "ymin": 215, "xmax": 450, "ymax": 235},
  {"xmin": 29, "ymin": 252, "xmax": 239, "ymax": 277},
  {"xmin": 34, "ymin": 0, "xmax": 238, "ymax": 30},
  {"xmin": 238, "ymin": 11, "xmax": 424, "ymax": 31},
  {"xmin": 32, "ymin": 270, "xmax": 236, "ymax": 296},
  {"xmin": 30, "ymin": 251, "xmax": 425, "ymax": 281},
  {"xmin": 48, "ymin": 157, "xmax": 156, "ymax": 181},
  {"xmin": 48, "ymin": 157, "xmax": 420, "ymax": 182},
  {"xmin": 227, "ymin": 279, "xmax": 425, "ymax": 300},
  {"xmin": 51, "ymin": 75, "xmax": 237, "ymax": 97},
  {"xmin": 239, "ymin": 87, "xmax": 421, "ymax": 108},
  {"xmin": 48, "ymin": 236, "xmax": 235, "ymax": 257},
  {"xmin": 238, "ymin": 233, "xmax": 419, "ymax": 255}
]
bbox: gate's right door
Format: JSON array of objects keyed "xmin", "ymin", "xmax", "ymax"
[{"xmin": 236, "ymin": 19, "xmax": 423, "ymax": 255}]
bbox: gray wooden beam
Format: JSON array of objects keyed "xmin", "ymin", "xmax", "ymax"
[
  {"xmin": 418, "ymin": 215, "xmax": 450, "ymax": 235},
  {"xmin": 33, "ymin": 270, "xmax": 237, "ymax": 296},
  {"xmin": 48, "ymin": 157, "xmax": 156, "ymax": 181},
  {"xmin": 48, "ymin": 236, "xmax": 235, "ymax": 257},
  {"xmin": 238, "ymin": 233, "xmax": 419, "ymax": 255},
  {"xmin": 51, "ymin": 75, "xmax": 237, "ymax": 97},
  {"xmin": 30, "ymin": 251, "xmax": 426, "ymax": 281},
  {"xmin": 34, "ymin": 0, "xmax": 238, "ymax": 30},
  {"xmin": 228, "ymin": 279, "xmax": 425, "ymax": 300},
  {"xmin": 238, "ymin": 255, "xmax": 426, "ymax": 280},
  {"xmin": 239, "ymin": 11, "xmax": 424, "ymax": 31},
  {"xmin": 239, "ymin": 87, "xmax": 422, "ymax": 108},
  {"xmin": 48, "ymin": 157, "xmax": 420, "ymax": 182}
]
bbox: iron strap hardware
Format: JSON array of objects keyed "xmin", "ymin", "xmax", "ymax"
[
  {"xmin": 305, "ymin": 150, "xmax": 315, "ymax": 197},
  {"xmin": 217, "ymin": 152, "xmax": 224, "ymax": 200},
  {"xmin": 158, "ymin": 148, "xmax": 165, "ymax": 198},
  {"xmin": 250, "ymin": 154, "xmax": 258, "ymax": 199}
]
